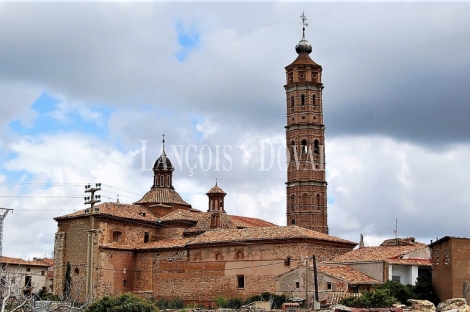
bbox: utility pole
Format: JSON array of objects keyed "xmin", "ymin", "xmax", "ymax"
[
  {"xmin": 313, "ymin": 255, "xmax": 319, "ymax": 311},
  {"xmin": 0, "ymin": 208, "xmax": 13, "ymax": 266},
  {"xmin": 84, "ymin": 183, "xmax": 101, "ymax": 301},
  {"xmin": 305, "ymin": 257, "xmax": 308, "ymax": 309}
]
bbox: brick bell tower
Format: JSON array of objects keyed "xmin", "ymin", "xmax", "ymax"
[{"xmin": 285, "ymin": 13, "xmax": 328, "ymax": 234}]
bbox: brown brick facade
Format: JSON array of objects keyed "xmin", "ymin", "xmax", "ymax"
[{"xmin": 285, "ymin": 33, "xmax": 328, "ymax": 233}]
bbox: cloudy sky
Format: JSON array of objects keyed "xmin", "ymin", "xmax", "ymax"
[{"xmin": 1, "ymin": 2, "xmax": 469, "ymax": 260}]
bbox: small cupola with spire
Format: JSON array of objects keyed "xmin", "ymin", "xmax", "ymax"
[
  {"xmin": 152, "ymin": 134, "xmax": 174, "ymax": 189},
  {"xmin": 207, "ymin": 180, "xmax": 227, "ymax": 212}
]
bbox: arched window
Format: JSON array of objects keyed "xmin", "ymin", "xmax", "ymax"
[
  {"xmin": 303, "ymin": 193, "xmax": 308, "ymax": 208},
  {"xmin": 290, "ymin": 194, "xmax": 295, "ymax": 211},
  {"xmin": 291, "ymin": 141, "xmax": 296, "ymax": 157},
  {"xmin": 160, "ymin": 176, "xmax": 164, "ymax": 187},
  {"xmin": 215, "ymin": 253, "xmax": 223, "ymax": 260},
  {"xmin": 291, "ymin": 219, "xmax": 296, "ymax": 225},
  {"xmin": 316, "ymin": 194, "xmax": 321, "ymax": 208},
  {"xmin": 167, "ymin": 176, "xmax": 170, "ymax": 187},
  {"xmin": 112, "ymin": 231, "xmax": 122, "ymax": 243},
  {"xmin": 312, "ymin": 94, "xmax": 316, "ymax": 105},
  {"xmin": 301, "ymin": 94, "xmax": 305, "ymax": 106},
  {"xmin": 236, "ymin": 251, "xmax": 244, "ymax": 260},
  {"xmin": 301, "ymin": 140, "xmax": 307, "ymax": 154},
  {"xmin": 314, "ymin": 139, "xmax": 319, "ymax": 154},
  {"xmin": 290, "ymin": 96, "xmax": 295, "ymax": 108}
]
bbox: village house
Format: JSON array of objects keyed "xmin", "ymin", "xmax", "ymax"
[
  {"xmin": 429, "ymin": 236, "xmax": 470, "ymax": 302},
  {"xmin": 276, "ymin": 263, "xmax": 381, "ymax": 306},
  {"xmin": 326, "ymin": 237, "xmax": 431, "ymax": 286},
  {"xmin": 0, "ymin": 256, "xmax": 54, "ymax": 296}
]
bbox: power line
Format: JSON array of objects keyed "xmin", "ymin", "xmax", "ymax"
[{"xmin": 0, "ymin": 195, "xmax": 83, "ymax": 198}]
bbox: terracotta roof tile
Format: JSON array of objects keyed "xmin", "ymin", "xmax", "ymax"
[
  {"xmin": 318, "ymin": 264, "xmax": 381, "ymax": 285},
  {"xmin": 187, "ymin": 225, "xmax": 356, "ymax": 246},
  {"xmin": 329, "ymin": 244, "xmax": 428, "ymax": 263},
  {"xmin": 54, "ymin": 202, "xmax": 160, "ymax": 223},
  {"xmin": 135, "ymin": 237, "xmax": 195, "ymax": 250},
  {"xmin": 386, "ymin": 258, "xmax": 431, "ymax": 266},
  {"xmin": 231, "ymin": 215, "xmax": 277, "ymax": 228},
  {"xmin": 134, "ymin": 188, "xmax": 190, "ymax": 206},
  {"xmin": 206, "ymin": 184, "xmax": 226, "ymax": 194},
  {"xmin": 185, "ymin": 212, "xmax": 237, "ymax": 233},
  {"xmin": 286, "ymin": 53, "xmax": 321, "ymax": 67},
  {"xmin": 159, "ymin": 209, "xmax": 202, "ymax": 223},
  {"xmin": 326, "ymin": 293, "xmax": 361, "ymax": 306},
  {"xmin": 1, "ymin": 256, "xmax": 53, "ymax": 267}
]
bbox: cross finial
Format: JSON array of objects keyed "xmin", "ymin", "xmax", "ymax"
[
  {"xmin": 215, "ymin": 178, "xmax": 218, "ymax": 186},
  {"xmin": 162, "ymin": 133, "xmax": 165, "ymax": 151},
  {"xmin": 300, "ymin": 11, "xmax": 308, "ymax": 38}
]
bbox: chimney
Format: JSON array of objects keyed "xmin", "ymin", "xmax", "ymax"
[{"xmin": 359, "ymin": 234, "xmax": 365, "ymax": 248}]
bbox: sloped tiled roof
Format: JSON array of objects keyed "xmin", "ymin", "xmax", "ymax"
[
  {"xmin": 326, "ymin": 293, "xmax": 361, "ymax": 306},
  {"xmin": 286, "ymin": 53, "xmax": 321, "ymax": 68},
  {"xmin": 159, "ymin": 209, "xmax": 202, "ymax": 223},
  {"xmin": 134, "ymin": 237, "xmax": 195, "ymax": 250},
  {"xmin": 101, "ymin": 237, "xmax": 195, "ymax": 251},
  {"xmin": 329, "ymin": 243, "xmax": 428, "ymax": 264},
  {"xmin": 231, "ymin": 215, "xmax": 277, "ymax": 228},
  {"xmin": 318, "ymin": 264, "xmax": 381, "ymax": 285},
  {"xmin": 187, "ymin": 225, "xmax": 356, "ymax": 246},
  {"xmin": 387, "ymin": 258, "xmax": 431, "ymax": 266},
  {"xmin": 206, "ymin": 184, "xmax": 226, "ymax": 194},
  {"xmin": 134, "ymin": 188, "xmax": 190, "ymax": 206},
  {"xmin": 54, "ymin": 202, "xmax": 159, "ymax": 223},
  {"xmin": 1, "ymin": 256, "xmax": 53, "ymax": 267},
  {"xmin": 185, "ymin": 212, "xmax": 237, "ymax": 233}
]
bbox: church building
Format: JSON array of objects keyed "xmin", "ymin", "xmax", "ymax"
[{"xmin": 52, "ymin": 14, "xmax": 356, "ymax": 305}]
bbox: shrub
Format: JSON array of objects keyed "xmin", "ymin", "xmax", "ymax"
[
  {"xmin": 412, "ymin": 273, "xmax": 440, "ymax": 305},
  {"xmin": 225, "ymin": 297, "xmax": 244, "ymax": 309},
  {"xmin": 244, "ymin": 292, "xmax": 287, "ymax": 309},
  {"xmin": 86, "ymin": 293, "xmax": 158, "ymax": 312},
  {"xmin": 376, "ymin": 280, "xmax": 413, "ymax": 304},
  {"xmin": 153, "ymin": 297, "xmax": 184, "ymax": 309},
  {"xmin": 339, "ymin": 289, "xmax": 397, "ymax": 308},
  {"xmin": 215, "ymin": 295, "xmax": 228, "ymax": 308}
]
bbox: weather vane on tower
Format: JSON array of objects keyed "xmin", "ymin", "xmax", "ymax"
[{"xmin": 300, "ymin": 11, "xmax": 308, "ymax": 37}]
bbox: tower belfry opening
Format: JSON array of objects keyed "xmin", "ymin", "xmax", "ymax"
[{"xmin": 285, "ymin": 13, "xmax": 328, "ymax": 234}]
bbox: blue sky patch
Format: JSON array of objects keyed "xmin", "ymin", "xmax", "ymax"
[
  {"xmin": 9, "ymin": 92, "xmax": 114, "ymax": 140},
  {"xmin": 327, "ymin": 196, "xmax": 335, "ymax": 205},
  {"xmin": 175, "ymin": 21, "xmax": 201, "ymax": 62}
]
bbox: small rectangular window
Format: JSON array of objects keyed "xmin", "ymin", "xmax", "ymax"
[
  {"xmin": 26, "ymin": 268, "xmax": 30, "ymax": 272},
  {"xmin": 237, "ymin": 275, "xmax": 245, "ymax": 289},
  {"xmin": 123, "ymin": 279, "xmax": 127, "ymax": 286},
  {"xmin": 144, "ymin": 232, "xmax": 149, "ymax": 243},
  {"xmin": 41, "ymin": 271, "xmax": 45, "ymax": 276},
  {"xmin": 295, "ymin": 282, "xmax": 300, "ymax": 288},
  {"xmin": 327, "ymin": 282, "xmax": 332, "ymax": 290}
]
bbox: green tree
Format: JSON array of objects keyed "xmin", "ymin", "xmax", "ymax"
[
  {"xmin": 376, "ymin": 280, "xmax": 413, "ymax": 304},
  {"xmin": 412, "ymin": 273, "xmax": 439, "ymax": 305},
  {"xmin": 340, "ymin": 289, "xmax": 397, "ymax": 308},
  {"xmin": 63, "ymin": 262, "xmax": 72, "ymax": 299},
  {"xmin": 86, "ymin": 293, "xmax": 158, "ymax": 312}
]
